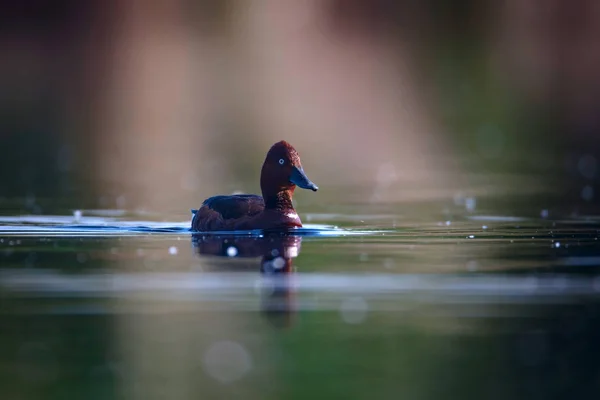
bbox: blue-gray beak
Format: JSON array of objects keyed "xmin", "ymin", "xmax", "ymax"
[{"xmin": 290, "ymin": 166, "xmax": 318, "ymax": 192}]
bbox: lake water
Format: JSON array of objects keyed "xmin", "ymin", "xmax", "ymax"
[{"xmin": 2, "ymin": 196, "xmax": 600, "ymax": 400}]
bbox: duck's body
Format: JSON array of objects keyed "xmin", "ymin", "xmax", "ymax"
[
  {"xmin": 192, "ymin": 194, "xmax": 301, "ymax": 231},
  {"xmin": 191, "ymin": 141, "xmax": 318, "ymax": 231}
]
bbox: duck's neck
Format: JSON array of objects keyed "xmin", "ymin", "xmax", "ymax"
[{"xmin": 263, "ymin": 189, "xmax": 295, "ymax": 211}]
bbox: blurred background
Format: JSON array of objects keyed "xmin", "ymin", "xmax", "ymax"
[
  {"xmin": 3, "ymin": 1, "xmax": 600, "ymax": 399},
  {"xmin": 2, "ymin": 0, "xmax": 600, "ymax": 216}
]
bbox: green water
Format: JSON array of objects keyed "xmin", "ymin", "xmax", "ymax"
[{"xmin": 1, "ymin": 197, "xmax": 600, "ymax": 400}]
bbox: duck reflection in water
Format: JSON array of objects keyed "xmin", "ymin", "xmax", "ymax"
[{"xmin": 191, "ymin": 233, "xmax": 301, "ymax": 327}]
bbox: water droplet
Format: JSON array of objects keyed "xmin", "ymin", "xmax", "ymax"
[
  {"xmin": 465, "ymin": 197, "xmax": 476, "ymax": 212},
  {"xmin": 226, "ymin": 246, "xmax": 238, "ymax": 257},
  {"xmin": 116, "ymin": 195, "xmax": 126, "ymax": 209},
  {"xmin": 272, "ymin": 257, "xmax": 286, "ymax": 270},
  {"xmin": 540, "ymin": 209, "xmax": 549, "ymax": 219},
  {"xmin": 254, "ymin": 278, "xmax": 275, "ymax": 296},
  {"xmin": 202, "ymin": 341, "xmax": 252, "ymax": 383},
  {"xmin": 25, "ymin": 195, "xmax": 36, "ymax": 208},
  {"xmin": 581, "ymin": 185, "xmax": 594, "ymax": 202},
  {"xmin": 73, "ymin": 210, "xmax": 82, "ymax": 223},
  {"xmin": 376, "ymin": 163, "xmax": 397, "ymax": 183},
  {"xmin": 453, "ymin": 192, "xmax": 465, "ymax": 206},
  {"xmin": 578, "ymin": 154, "xmax": 597, "ymax": 179},
  {"xmin": 555, "ymin": 242, "xmax": 561, "ymax": 248},
  {"xmin": 57, "ymin": 144, "xmax": 73, "ymax": 172},
  {"xmin": 340, "ymin": 297, "xmax": 368, "ymax": 325},
  {"xmin": 467, "ymin": 260, "xmax": 478, "ymax": 272},
  {"xmin": 168, "ymin": 246, "xmax": 178, "ymax": 255}
]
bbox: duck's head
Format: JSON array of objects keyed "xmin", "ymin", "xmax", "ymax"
[{"xmin": 260, "ymin": 140, "xmax": 318, "ymax": 195}]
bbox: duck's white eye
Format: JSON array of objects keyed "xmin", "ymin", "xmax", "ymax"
[{"xmin": 278, "ymin": 158, "xmax": 285, "ymax": 165}]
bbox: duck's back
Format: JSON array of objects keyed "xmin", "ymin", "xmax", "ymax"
[{"xmin": 192, "ymin": 194, "xmax": 265, "ymax": 231}]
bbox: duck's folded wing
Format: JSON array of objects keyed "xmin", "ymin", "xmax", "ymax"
[{"xmin": 202, "ymin": 195, "xmax": 265, "ymax": 220}]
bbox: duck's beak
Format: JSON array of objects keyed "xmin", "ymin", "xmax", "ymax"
[{"xmin": 290, "ymin": 166, "xmax": 318, "ymax": 192}]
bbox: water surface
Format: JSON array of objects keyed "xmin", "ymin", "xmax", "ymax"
[{"xmin": 1, "ymin": 201, "xmax": 600, "ymax": 400}]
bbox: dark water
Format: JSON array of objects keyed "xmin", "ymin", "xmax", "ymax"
[{"xmin": 2, "ymin": 203, "xmax": 600, "ymax": 400}]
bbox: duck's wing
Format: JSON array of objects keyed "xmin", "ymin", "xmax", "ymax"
[{"xmin": 201, "ymin": 195, "xmax": 265, "ymax": 220}]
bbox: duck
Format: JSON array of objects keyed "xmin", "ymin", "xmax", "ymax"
[{"xmin": 191, "ymin": 140, "xmax": 318, "ymax": 231}]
